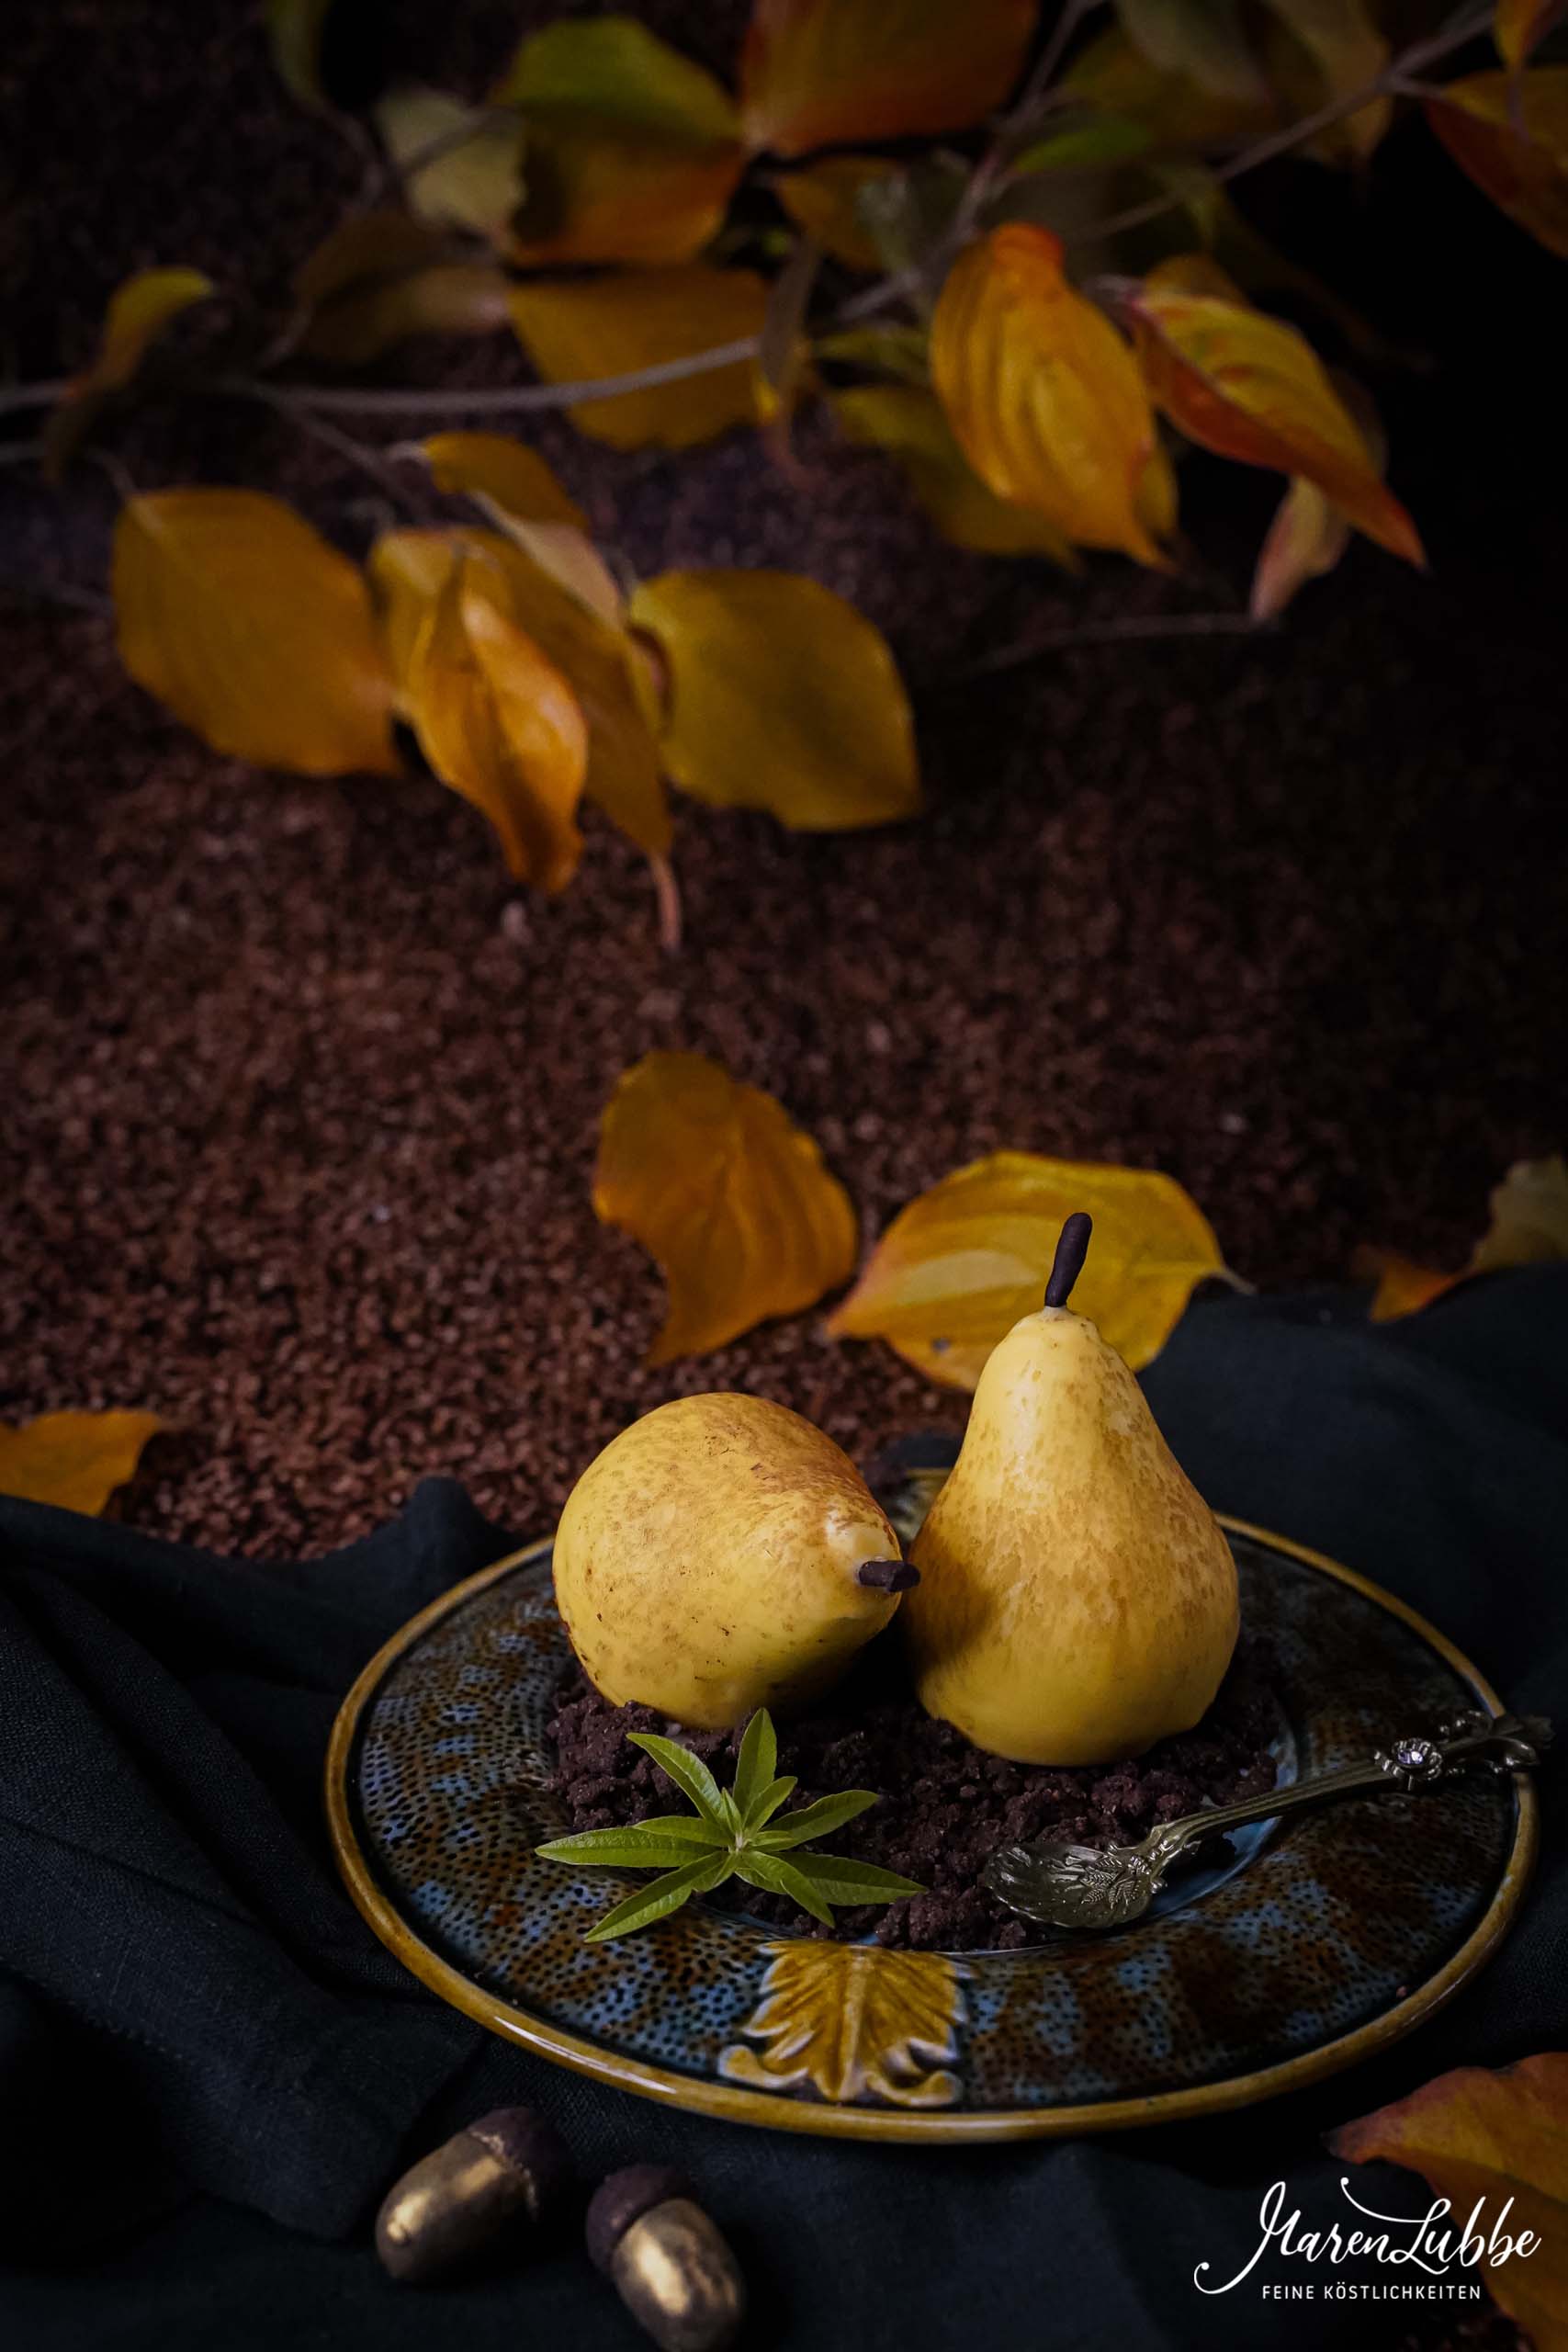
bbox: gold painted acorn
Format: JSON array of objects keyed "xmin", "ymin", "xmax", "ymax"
[
  {"xmin": 374, "ymin": 2106, "xmax": 570, "ymax": 2283},
  {"xmin": 587, "ymin": 2165, "xmax": 745, "ymax": 2352}
]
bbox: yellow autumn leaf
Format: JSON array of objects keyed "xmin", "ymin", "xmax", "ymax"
[
  {"xmin": 491, "ymin": 17, "xmax": 743, "ymax": 266},
  {"xmin": 1496, "ymin": 0, "xmax": 1566, "ymax": 70},
  {"xmin": 370, "ymin": 528, "xmax": 669, "ymax": 856},
  {"xmin": 418, "ymin": 432, "xmax": 585, "ymax": 526},
  {"xmin": 1118, "ymin": 260, "xmax": 1425, "ymax": 564},
  {"xmin": 1250, "ymin": 373, "xmax": 1385, "ymax": 622},
  {"xmin": 828, "ymin": 1151, "xmax": 1225, "ymax": 1387},
  {"xmin": 719, "ymin": 1942, "xmax": 967, "ymax": 2107},
  {"xmin": 416, "ymin": 433, "xmax": 624, "ymax": 625},
  {"xmin": 627, "ymin": 568, "xmax": 919, "ymax": 831},
  {"xmin": 931, "ymin": 225, "xmax": 1168, "ymax": 567},
  {"xmin": 1250, "ymin": 477, "xmax": 1351, "ymax": 622},
  {"xmin": 302, "ymin": 264, "xmax": 512, "ymax": 367},
  {"xmin": 375, "ymin": 87, "xmax": 525, "ymax": 240},
  {"xmin": 401, "ymin": 549, "xmax": 587, "ymax": 890},
  {"xmin": 508, "ymin": 266, "xmax": 769, "ymax": 449},
  {"xmin": 594, "ymin": 1054, "xmax": 856, "ymax": 1363},
  {"xmin": 739, "ymin": 0, "xmax": 1036, "ymax": 158},
  {"xmin": 776, "ymin": 155, "xmax": 907, "ymax": 271},
  {"xmin": 1355, "ymin": 1247, "xmax": 1461, "ymax": 1323},
  {"xmin": 1427, "ymin": 70, "xmax": 1568, "ymax": 260},
  {"xmin": 1329, "ymin": 2054, "xmax": 1568, "ymax": 2351},
  {"xmin": 833, "ymin": 385, "xmax": 1077, "ymax": 562},
  {"xmin": 114, "ymin": 490, "xmax": 398, "ymax": 777},
  {"xmin": 0, "ymin": 1409, "xmax": 164, "ymax": 1515},
  {"xmin": 45, "ymin": 266, "xmax": 215, "ymax": 478},
  {"xmin": 1355, "ymin": 1154, "xmax": 1568, "ymax": 1320}
]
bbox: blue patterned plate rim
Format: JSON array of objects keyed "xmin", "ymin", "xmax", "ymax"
[{"xmin": 325, "ymin": 1516, "xmax": 1537, "ymax": 2143}]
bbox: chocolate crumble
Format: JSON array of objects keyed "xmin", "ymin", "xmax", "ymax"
[{"xmin": 542, "ymin": 1634, "xmax": 1279, "ymax": 1951}]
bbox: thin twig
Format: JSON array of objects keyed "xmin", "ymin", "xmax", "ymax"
[
  {"xmin": 0, "ymin": 379, "xmax": 66, "ymax": 415},
  {"xmin": 241, "ymin": 381, "xmax": 425, "ymax": 507},
  {"xmin": 0, "ymin": 577, "xmax": 113, "ymax": 616},
  {"xmin": 1077, "ymin": 2, "xmax": 1494, "ymax": 246},
  {"xmin": 212, "ymin": 333, "xmax": 768, "ymax": 417},
  {"xmin": 648, "ymin": 853, "xmax": 682, "ymax": 956},
  {"xmin": 937, "ymin": 609, "xmax": 1270, "ymax": 685}
]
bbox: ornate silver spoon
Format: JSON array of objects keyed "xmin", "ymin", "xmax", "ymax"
[{"xmin": 983, "ymin": 1710, "xmax": 1551, "ymax": 1933}]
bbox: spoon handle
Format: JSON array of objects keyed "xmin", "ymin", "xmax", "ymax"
[{"xmin": 1148, "ymin": 1709, "xmax": 1551, "ymax": 1871}]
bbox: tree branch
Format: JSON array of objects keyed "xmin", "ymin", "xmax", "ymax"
[
  {"xmin": 1077, "ymin": 2, "xmax": 1494, "ymax": 246},
  {"xmin": 0, "ymin": 379, "xmax": 66, "ymax": 415},
  {"xmin": 936, "ymin": 609, "xmax": 1270, "ymax": 686}
]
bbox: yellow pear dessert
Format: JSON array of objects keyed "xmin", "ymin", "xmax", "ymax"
[
  {"xmin": 904, "ymin": 1213, "xmax": 1238, "ymax": 1765},
  {"xmin": 553, "ymin": 1393, "xmax": 917, "ymax": 1730}
]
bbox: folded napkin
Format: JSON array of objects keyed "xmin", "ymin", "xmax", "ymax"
[{"xmin": 3, "ymin": 1272, "xmax": 1564, "ymax": 2350}]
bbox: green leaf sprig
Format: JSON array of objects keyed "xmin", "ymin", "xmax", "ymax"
[{"xmin": 536, "ymin": 1708, "xmax": 924, "ymax": 1942}]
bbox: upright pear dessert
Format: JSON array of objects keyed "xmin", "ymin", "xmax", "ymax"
[
  {"xmin": 554, "ymin": 1393, "xmax": 916, "ymax": 1731},
  {"xmin": 905, "ymin": 1214, "xmax": 1237, "ymax": 1765}
]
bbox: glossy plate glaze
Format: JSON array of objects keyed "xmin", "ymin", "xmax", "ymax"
[{"xmin": 326, "ymin": 1489, "xmax": 1536, "ymax": 2143}]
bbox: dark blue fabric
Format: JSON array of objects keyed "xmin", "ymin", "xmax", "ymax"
[{"xmin": 2, "ymin": 1272, "xmax": 1564, "ymax": 2350}]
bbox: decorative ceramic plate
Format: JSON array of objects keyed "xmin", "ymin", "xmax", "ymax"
[{"xmin": 326, "ymin": 1475, "xmax": 1537, "ymax": 2144}]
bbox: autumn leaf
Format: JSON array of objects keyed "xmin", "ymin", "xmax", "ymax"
[
  {"xmin": 370, "ymin": 528, "xmax": 669, "ymax": 857},
  {"xmin": 833, "ymin": 385, "xmax": 1077, "ymax": 562},
  {"xmin": 1115, "ymin": 0, "xmax": 1268, "ymax": 107},
  {"xmin": 45, "ymin": 266, "xmax": 214, "ymax": 478},
  {"xmin": 738, "ymin": 0, "xmax": 1035, "ymax": 158},
  {"xmin": 265, "ymin": 0, "xmax": 333, "ymax": 108},
  {"xmin": 1261, "ymin": 0, "xmax": 1390, "ymax": 164},
  {"xmin": 1063, "ymin": 25, "xmax": 1279, "ymax": 148},
  {"xmin": 1496, "ymin": 0, "xmax": 1568, "ymax": 72},
  {"xmin": 1472, "ymin": 1153, "xmax": 1568, "ymax": 1270},
  {"xmin": 776, "ymin": 154, "xmax": 908, "ymax": 271},
  {"xmin": 1427, "ymin": 70, "xmax": 1568, "ymax": 260},
  {"xmin": 593, "ymin": 1053, "xmax": 857, "ymax": 1363},
  {"xmin": 115, "ymin": 490, "xmax": 398, "ymax": 777},
  {"xmin": 292, "ymin": 209, "xmax": 511, "ymax": 363},
  {"xmin": 828, "ymin": 1151, "xmax": 1224, "ymax": 1387},
  {"xmin": 1355, "ymin": 1248, "xmax": 1461, "ymax": 1323},
  {"xmin": 627, "ymin": 568, "xmax": 919, "ymax": 830},
  {"xmin": 1250, "ymin": 373, "xmax": 1386, "ymax": 622},
  {"xmin": 490, "ymin": 17, "xmax": 742, "ymax": 266},
  {"xmin": 815, "ymin": 321, "xmax": 932, "ymax": 384},
  {"xmin": 1251, "ymin": 477, "xmax": 1351, "ymax": 621},
  {"xmin": 414, "ymin": 433, "xmax": 624, "ymax": 624},
  {"xmin": 1116, "ymin": 257, "xmax": 1424, "ymax": 564},
  {"xmin": 931, "ymin": 225, "xmax": 1167, "ymax": 565},
  {"xmin": 0, "ymin": 1409, "xmax": 164, "ymax": 1516},
  {"xmin": 375, "ymin": 87, "xmax": 525, "ymax": 239},
  {"xmin": 1328, "ymin": 2053, "xmax": 1568, "ymax": 2351},
  {"xmin": 1357, "ymin": 1154, "xmax": 1568, "ymax": 1320},
  {"xmin": 400, "ymin": 548, "xmax": 587, "ymax": 889},
  {"xmin": 508, "ymin": 266, "xmax": 769, "ymax": 448},
  {"xmin": 303, "ymin": 265, "xmax": 512, "ymax": 366}
]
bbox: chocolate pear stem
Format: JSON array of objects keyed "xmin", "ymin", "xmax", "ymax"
[
  {"xmin": 1043, "ymin": 1212, "xmax": 1093, "ymax": 1309},
  {"xmin": 857, "ymin": 1557, "xmax": 919, "ymax": 1592}
]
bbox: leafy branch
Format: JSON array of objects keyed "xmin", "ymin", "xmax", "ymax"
[
  {"xmin": 536, "ymin": 1707, "xmax": 923, "ymax": 1940},
  {"xmin": 5, "ymin": 0, "xmax": 1562, "ymax": 939}
]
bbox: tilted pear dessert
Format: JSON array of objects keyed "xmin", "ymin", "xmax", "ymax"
[
  {"xmin": 905, "ymin": 1214, "xmax": 1237, "ymax": 1765},
  {"xmin": 553, "ymin": 1393, "xmax": 916, "ymax": 1730}
]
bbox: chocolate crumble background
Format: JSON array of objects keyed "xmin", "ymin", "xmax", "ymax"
[{"xmin": 2, "ymin": 10, "xmax": 1563, "ymax": 1567}]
